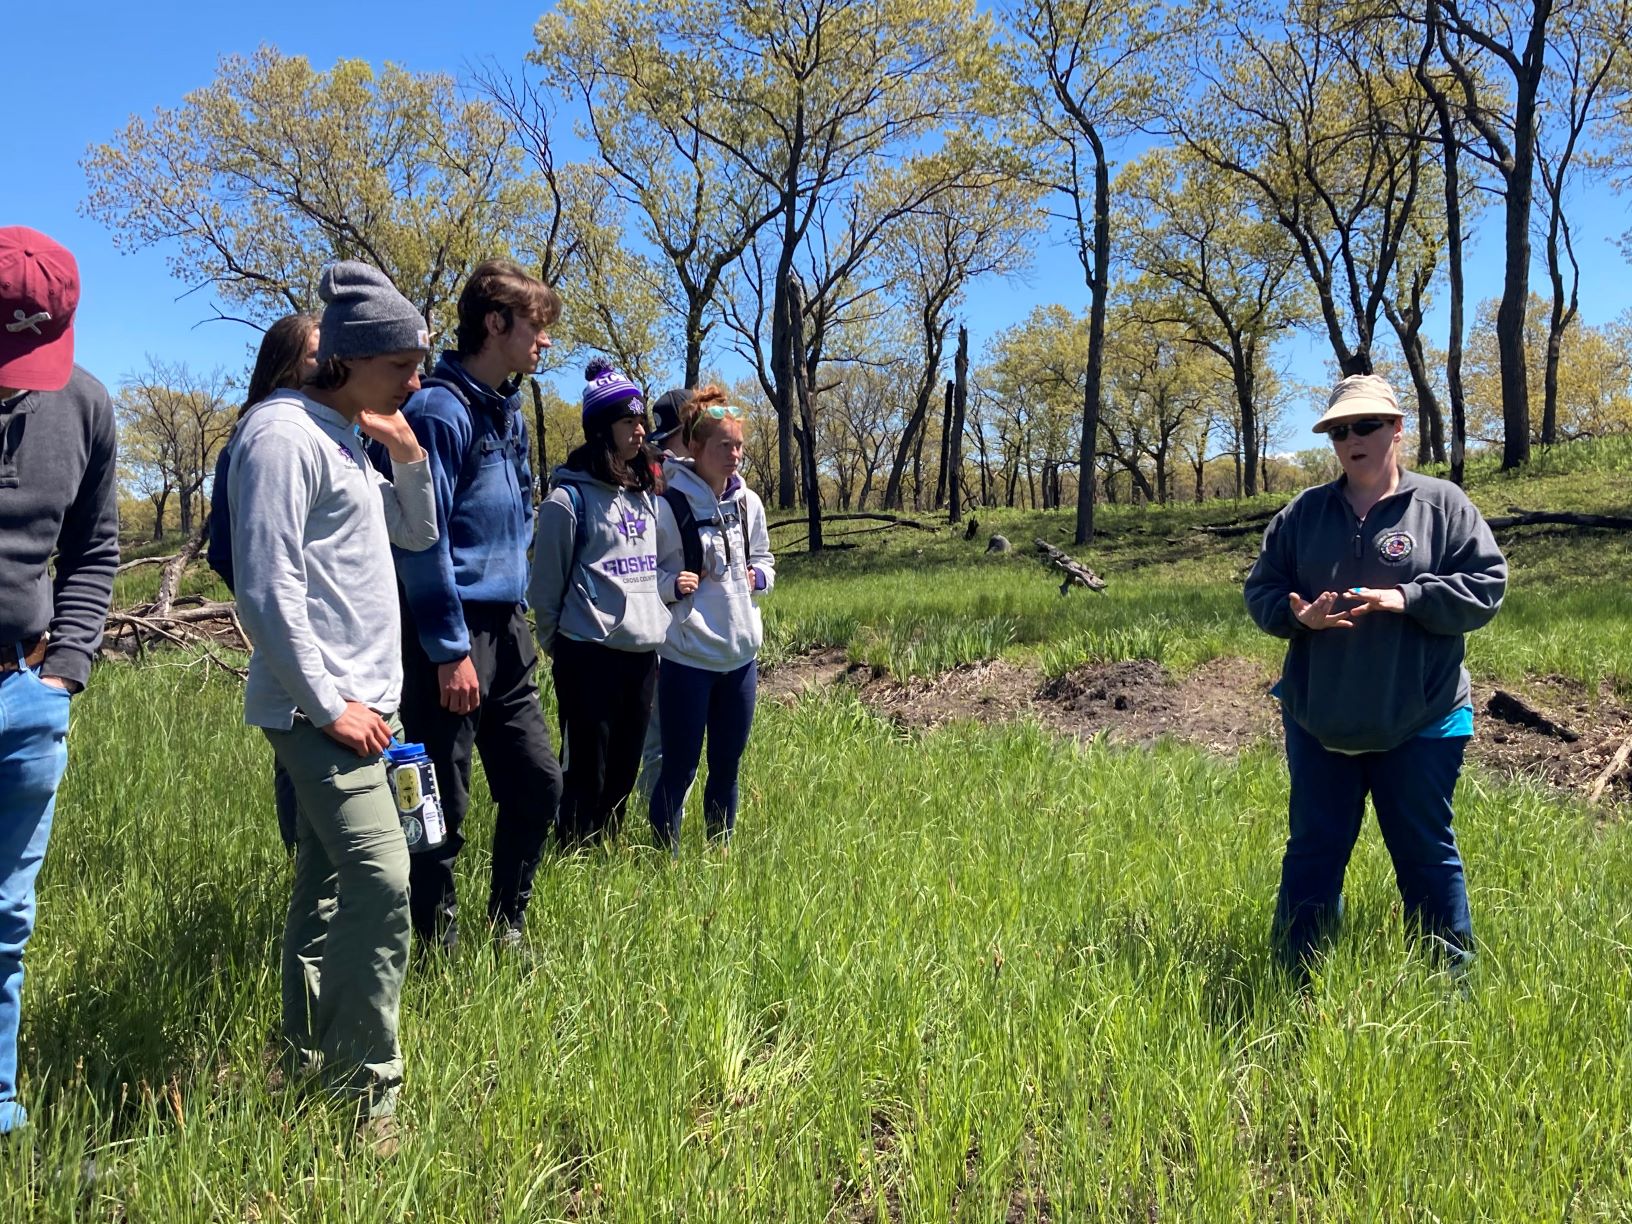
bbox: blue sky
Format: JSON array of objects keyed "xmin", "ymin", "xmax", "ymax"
[{"xmin": 5, "ymin": 1, "xmax": 1631, "ymax": 445}]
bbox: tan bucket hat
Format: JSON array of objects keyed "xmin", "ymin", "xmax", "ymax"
[{"xmin": 1312, "ymin": 374, "xmax": 1405, "ymax": 434}]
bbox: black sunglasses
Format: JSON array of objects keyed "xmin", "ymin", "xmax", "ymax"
[{"xmin": 1327, "ymin": 418, "xmax": 1391, "ymax": 442}]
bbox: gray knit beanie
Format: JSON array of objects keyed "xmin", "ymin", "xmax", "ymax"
[{"xmin": 315, "ymin": 261, "xmax": 431, "ymax": 362}]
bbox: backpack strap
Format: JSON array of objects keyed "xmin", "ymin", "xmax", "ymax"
[
  {"xmin": 558, "ymin": 479, "xmax": 597, "ymax": 603},
  {"xmin": 660, "ymin": 486, "xmax": 705, "ymax": 576}
]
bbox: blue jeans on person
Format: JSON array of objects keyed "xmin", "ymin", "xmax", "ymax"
[
  {"xmin": 649, "ymin": 659, "xmax": 757, "ymax": 852},
  {"xmin": 0, "ymin": 666, "xmax": 72, "ymax": 1133},
  {"xmin": 1275, "ymin": 709, "xmax": 1474, "ymax": 974}
]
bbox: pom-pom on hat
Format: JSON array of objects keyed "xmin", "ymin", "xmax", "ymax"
[
  {"xmin": 581, "ymin": 357, "xmax": 646, "ymax": 434},
  {"xmin": 1312, "ymin": 374, "xmax": 1405, "ymax": 434}
]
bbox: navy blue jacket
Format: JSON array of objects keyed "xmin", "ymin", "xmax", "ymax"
[{"xmin": 394, "ymin": 353, "xmax": 534, "ymax": 662}]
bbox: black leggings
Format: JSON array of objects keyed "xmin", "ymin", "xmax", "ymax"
[{"xmin": 551, "ymin": 638, "xmax": 657, "ymax": 845}]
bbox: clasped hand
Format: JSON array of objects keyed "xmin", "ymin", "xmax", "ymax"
[{"xmin": 1289, "ymin": 586, "xmax": 1404, "ymax": 630}]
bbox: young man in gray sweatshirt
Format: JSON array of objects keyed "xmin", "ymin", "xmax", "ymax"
[
  {"xmin": 229, "ymin": 262, "xmax": 437, "ymax": 1145},
  {"xmin": 0, "ymin": 228, "xmax": 118, "ymax": 1134}
]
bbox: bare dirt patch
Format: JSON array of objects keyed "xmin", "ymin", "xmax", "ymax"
[
  {"xmin": 1468, "ymin": 677, "xmax": 1632, "ymax": 804},
  {"xmin": 1036, "ymin": 656, "xmax": 1278, "ymax": 753},
  {"xmin": 759, "ymin": 646, "xmax": 856, "ymax": 704},
  {"xmin": 759, "ymin": 651, "xmax": 1632, "ymax": 805}
]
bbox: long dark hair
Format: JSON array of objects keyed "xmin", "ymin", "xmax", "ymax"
[
  {"xmin": 566, "ymin": 425, "xmax": 663, "ymax": 493},
  {"xmin": 243, "ymin": 313, "xmax": 319, "ymax": 416}
]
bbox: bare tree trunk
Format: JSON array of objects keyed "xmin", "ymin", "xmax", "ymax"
[
  {"xmin": 1542, "ymin": 197, "xmax": 1578, "ymax": 447},
  {"xmin": 771, "ymin": 234, "xmax": 799, "ymax": 509},
  {"xmin": 934, "ymin": 379, "xmax": 954, "ymax": 510},
  {"xmin": 529, "ymin": 376, "xmax": 549, "ymax": 501},
  {"xmin": 786, "ymin": 272, "xmax": 824, "ymax": 551},
  {"xmin": 1418, "ymin": 3, "xmax": 1468, "ymax": 485},
  {"xmin": 950, "ymin": 336, "xmax": 969, "ymax": 525},
  {"xmin": 911, "ymin": 416, "xmax": 927, "ymax": 509},
  {"xmin": 1076, "ymin": 133, "xmax": 1110, "ymax": 546}
]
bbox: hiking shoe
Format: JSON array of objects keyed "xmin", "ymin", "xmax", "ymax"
[{"xmin": 357, "ymin": 1114, "xmax": 400, "ymax": 1159}]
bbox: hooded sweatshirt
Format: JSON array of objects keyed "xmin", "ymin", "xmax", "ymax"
[
  {"xmin": 1244, "ymin": 469, "xmax": 1506, "ymax": 753},
  {"xmin": 229, "ymin": 391, "xmax": 438, "ymax": 729},
  {"xmin": 654, "ymin": 459, "xmax": 776, "ymax": 671},
  {"xmin": 392, "ymin": 352, "xmax": 533, "ymax": 662},
  {"xmin": 527, "ymin": 465, "xmax": 670, "ymax": 654}
]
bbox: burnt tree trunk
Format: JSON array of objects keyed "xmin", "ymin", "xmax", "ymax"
[
  {"xmin": 786, "ymin": 272, "xmax": 823, "ymax": 551},
  {"xmin": 935, "ymin": 378, "xmax": 954, "ymax": 510},
  {"xmin": 950, "ymin": 333, "xmax": 969, "ymax": 525}
]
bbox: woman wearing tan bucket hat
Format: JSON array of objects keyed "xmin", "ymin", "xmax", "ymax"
[{"xmin": 1244, "ymin": 374, "xmax": 1508, "ymax": 981}]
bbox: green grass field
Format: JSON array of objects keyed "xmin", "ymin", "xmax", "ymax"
[{"xmin": 4, "ymin": 440, "xmax": 1631, "ymax": 1220}]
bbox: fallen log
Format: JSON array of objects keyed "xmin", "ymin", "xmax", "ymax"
[
  {"xmin": 115, "ymin": 554, "xmax": 172, "ymax": 573},
  {"xmin": 1486, "ymin": 689, "xmax": 1580, "ymax": 742},
  {"xmin": 1188, "ymin": 508, "xmax": 1279, "ymax": 537},
  {"xmin": 766, "ymin": 512, "xmax": 937, "ymax": 532},
  {"xmin": 1033, "ymin": 539, "xmax": 1107, "ymax": 595},
  {"xmin": 1588, "ymin": 733, "xmax": 1632, "ymax": 805},
  {"xmin": 1484, "ymin": 509, "xmax": 1632, "ymax": 530}
]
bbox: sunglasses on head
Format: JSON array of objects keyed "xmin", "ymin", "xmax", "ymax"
[
  {"xmin": 1327, "ymin": 418, "xmax": 1390, "ymax": 442},
  {"xmin": 700, "ymin": 405, "xmax": 743, "ymax": 420}
]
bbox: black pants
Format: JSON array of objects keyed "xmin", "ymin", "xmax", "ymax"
[
  {"xmin": 551, "ymin": 638, "xmax": 657, "ymax": 846},
  {"xmin": 400, "ymin": 602, "xmax": 563, "ymax": 949}
]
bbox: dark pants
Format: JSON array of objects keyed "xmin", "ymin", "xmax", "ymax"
[
  {"xmin": 1275, "ymin": 710, "xmax": 1474, "ymax": 972},
  {"xmin": 650, "ymin": 658, "xmax": 757, "ymax": 851},
  {"xmin": 274, "ymin": 759, "xmax": 298, "ymax": 853},
  {"xmin": 400, "ymin": 602, "xmax": 563, "ymax": 949},
  {"xmin": 551, "ymin": 637, "xmax": 656, "ymax": 846}
]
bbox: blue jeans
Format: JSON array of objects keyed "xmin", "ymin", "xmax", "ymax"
[
  {"xmin": 650, "ymin": 659, "xmax": 757, "ymax": 851},
  {"xmin": 0, "ymin": 667, "xmax": 71, "ymax": 1132},
  {"xmin": 1275, "ymin": 710, "xmax": 1473, "ymax": 972}
]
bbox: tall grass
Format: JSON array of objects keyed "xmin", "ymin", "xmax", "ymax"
[
  {"xmin": 4, "ymin": 432, "xmax": 1626, "ymax": 1217},
  {"xmin": 3, "ymin": 664, "xmax": 1630, "ymax": 1219}
]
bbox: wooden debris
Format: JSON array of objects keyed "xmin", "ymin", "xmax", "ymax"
[
  {"xmin": 1033, "ymin": 538, "xmax": 1107, "ymax": 595},
  {"xmin": 1485, "ymin": 509, "xmax": 1632, "ymax": 530},
  {"xmin": 1188, "ymin": 508, "xmax": 1279, "ymax": 537},
  {"xmin": 1587, "ymin": 733, "xmax": 1632, "ymax": 805},
  {"xmin": 1486, "ymin": 689, "xmax": 1580, "ymax": 742},
  {"xmin": 766, "ymin": 512, "xmax": 936, "ymax": 532}
]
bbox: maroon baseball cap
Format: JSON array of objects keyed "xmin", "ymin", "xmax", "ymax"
[{"xmin": 0, "ymin": 227, "xmax": 79, "ymax": 392}]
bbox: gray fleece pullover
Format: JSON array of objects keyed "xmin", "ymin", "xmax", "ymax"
[
  {"xmin": 655, "ymin": 460, "xmax": 775, "ymax": 671},
  {"xmin": 1245, "ymin": 469, "xmax": 1507, "ymax": 752},
  {"xmin": 0, "ymin": 367, "xmax": 119, "ymax": 689},
  {"xmin": 528, "ymin": 466, "xmax": 671, "ymax": 654},
  {"xmin": 228, "ymin": 392, "xmax": 438, "ymax": 729}
]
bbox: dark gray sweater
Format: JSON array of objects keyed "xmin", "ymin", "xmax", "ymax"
[
  {"xmin": 1245, "ymin": 470, "xmax": 1507, "ymax": 752},
  {"xmin": 0, "ymin": 366, "xmax": 119, "ymax": 689}
]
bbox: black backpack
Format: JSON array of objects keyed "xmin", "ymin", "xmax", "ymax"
[{"xmin": 661, "ymin": 486, "xmax": 705, "ymax": 577}]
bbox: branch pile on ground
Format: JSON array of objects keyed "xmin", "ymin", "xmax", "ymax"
[{"xmin": 1033, "ymin": 539, "xmax": 1107, "ymax": 595}]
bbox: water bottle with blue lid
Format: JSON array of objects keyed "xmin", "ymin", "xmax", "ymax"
[{"xmin": 384, "ymin": 741, "xmax": 447, "ymax": 853}]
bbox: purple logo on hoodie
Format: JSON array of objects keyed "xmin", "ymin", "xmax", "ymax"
[{"xmin": 616, "ymin": 508, "xmax": 649, "ymax": 541}]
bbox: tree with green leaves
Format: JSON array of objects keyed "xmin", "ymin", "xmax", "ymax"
[
  {"xmin": 1161, "ymin": 4, "xmax": 1437, "ymax": 404},
  {"xmin": 83, "ymin": 48, "xmax": 548, "ymax": 343},
  {"xmin": 983, "ymin": 305, "xmax": 1094, "ymax": 510},
  {"xmin": 877, "ymin": 183, "xmax": 1044, "ymax": 510},
  {"xmin": 1117, "ymin": 146, "xmax": 1306, "ymax": 495},
  {"xmin": 115, "ymin": 359, "xmax": 236, "ymax": 541},
  {"xmin": 1011, "ymin": 0, "xmax": 1167, "ymax": 541},
  {"xmin": 532, "ymin": 15, "xmax": 779, "ymax": 389},
  {"xmin": 1464, "ymin": 295, "xmax": 1632, "ymax": 444}
]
